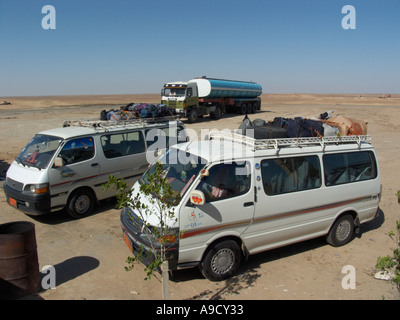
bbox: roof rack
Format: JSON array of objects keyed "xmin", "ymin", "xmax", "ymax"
[
  {"xmin": 208, "ymin": 131, "xmax": 371, "ymax": 154},
  {"xmin": 63, "ymin": 116, "xmax": 182, "ymax": 132}
]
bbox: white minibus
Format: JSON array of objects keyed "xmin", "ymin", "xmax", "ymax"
[
  {"xmin": 121, "ymin": 132, "xmax": 381, "ymax": 280},
  {"xmin": 4, "ymin": 119, "xmax": 188, "ymax": 218}
]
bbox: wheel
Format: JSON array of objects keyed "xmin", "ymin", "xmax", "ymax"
[
  {"xmin": 211, "ymin": 106, "xmax": 222, "ymax": 119},
  {"xmin": 251, "ymin": 103, "xmax": 257, "ymax": 114},
  {"xmin": 200, "ymin": 240, "xmax": 242, "ymax": 281},
  {"xmin": 66, "ymin": 189, "xmax": 95, "ymax": 219},
  {"xmin": 188, "ymin": 108, "xmax": 198, "ymax": 123},
  {"xmin": 247, "ymin": 104, "xmax": 253, "ymax": 114},
  {"xmin": 326, "ymin": 214, "xmax": 355, "ymax": 247},
  {"xmin": 240, "ymin": 104, "xmax": 247, "ymax": 115}
]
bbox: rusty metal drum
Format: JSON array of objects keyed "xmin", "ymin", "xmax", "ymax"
[{"xmin": 0, "ymin": 221, "xmax": 40, "ymax": 299}]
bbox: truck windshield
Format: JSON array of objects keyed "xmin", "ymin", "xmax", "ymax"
[
  {"xmin": 141, "ymin": 148, "xmax": 206, "ymax": 199},
  {"xmin": 17, "ymin": 134, "xmax": 62, "ymax": 170},
  {"xmin": 163, "ymin": 88, "xmax": 186, "ymax": 97}
]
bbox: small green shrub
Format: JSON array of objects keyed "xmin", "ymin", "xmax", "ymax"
[{"xmin": 376, "ymin": 220, "xmax": 400, "ymax": 290}]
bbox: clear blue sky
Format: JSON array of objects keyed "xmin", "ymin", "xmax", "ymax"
[{"xmin": 0, "ymin": 0, "xmax": 399, "ymax": 96}]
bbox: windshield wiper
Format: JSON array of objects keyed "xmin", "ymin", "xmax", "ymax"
[{"xmin": 15, "ymin": 156, "xmax": 26, "ymax": 167}]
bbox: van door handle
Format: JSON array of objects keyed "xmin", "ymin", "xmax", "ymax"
[
  {"xmin": 243, "ymin": 202, "xmax": 254, "ymax": 207},
  {"xmin": 91, "ymin": 163, "xmax": 99, "ymax": 167}
]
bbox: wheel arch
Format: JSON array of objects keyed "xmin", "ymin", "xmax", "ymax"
[
  {"xmin": 67, "ymin": 186, "xmax": 97, "ymax": 204},
  {"xmin": 328, "ymin": 209, "xmax": 360, "ymax": 236},
  {"xmin": 201, "ymin": 234, "xmax": 247, "ymax": 263}
]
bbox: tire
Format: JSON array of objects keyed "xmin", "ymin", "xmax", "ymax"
[
  {"xmin": 326, "ymin": 214, "xmax": 355, "ymax": 247},
  {"xmin": 211, "ymin": 106, "xmax": 222, "ymax": 119},
  {"xmin": 251, "ymin": 103, "xmax": 257, "ymax": 114},
  {"xmin": 247, "ymin": 104, "xmax": 253, "ymax": 114},
  {"xmin": 200, "ymin": 240, "xmax": 242, "ymax": 281},
  {"xmin": 66, "ymin": 189, "xmax": 95, "ymax": 219},
  {"xmin": 240, "ymin": 103, "xmax": 247, "ymax": 115},
  {"xmin": 188, "ymin": 108, "xmax": 198, "ymax": 123}
]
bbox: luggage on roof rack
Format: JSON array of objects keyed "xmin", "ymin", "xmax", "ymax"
[
  {"xmin": 238, "ymin": 114, "xmax": 368, "ymax": 139},
  {"xmin": 209, "ymin": 130, "xmax": 371, "ymax": 154}
]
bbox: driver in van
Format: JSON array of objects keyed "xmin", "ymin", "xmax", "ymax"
[{"xmin": 202, "ymin": 165, "xmax": 232, "ymax": 200}]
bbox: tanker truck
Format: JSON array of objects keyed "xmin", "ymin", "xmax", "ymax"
[{"xmin": 161, "ymin": 76, "xmax": 262, "ymax": 123}]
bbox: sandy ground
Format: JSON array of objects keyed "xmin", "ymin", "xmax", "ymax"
[{"xmin": 0, "ymin": 93, "xmax": 399, "ymax": 300}]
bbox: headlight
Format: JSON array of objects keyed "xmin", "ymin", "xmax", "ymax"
[
  {"xmin": 26, "ymin": 183, "xmax": 49, "ymax": 194},
  {"xmin": 142, "ymin": 226, "xmax": 179, "ymax": 245}
]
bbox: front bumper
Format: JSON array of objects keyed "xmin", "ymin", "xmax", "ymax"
[
  {"xmin": 120, "ymin": 207, "xmax": 179, "ymax": 271},
  {"xmin": 175, "ymin": 108, "xmax": 186, "ymax": 116},
  {"xmin": 3, "ymin": 182, "xmax": 51, "ymax": 215}
]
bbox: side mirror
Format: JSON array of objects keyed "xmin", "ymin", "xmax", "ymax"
[
  {"xmin": 199, "ymin": 168, "xmax": 209, "ymax": 177},
  {"xmin": 54, "ymin": 157, "xmax": 65, "ymax": 168},
  {"xmin": 190, "ymin": 190, "xmax": 206, "ymax": 206},
  {"xmin": 154, "ymin": 149, "xmax": 163, "ymax": 158}
]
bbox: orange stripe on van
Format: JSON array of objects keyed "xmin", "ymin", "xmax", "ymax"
[
  {"xmin": 51, "ymin": 174, "xmax": 100, "ymax": 187},
  {"xmin": 181, "ymin": 219, "xmax": 250, "ymax": 239}
]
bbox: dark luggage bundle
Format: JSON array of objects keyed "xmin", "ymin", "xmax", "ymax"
[
  {"xmin": 100, "ymin": 103, "xmax": 175, "ymax": 121},
  {"xmin": 286, "ymin": 117, "xmax": 324, "ymax": 138},
  {"xmin": 238, "ymin": 115, "xmax": 288, "ymax": 139},
  {"xmin": 140, "ymin": 104, "xmax": 174, "ymax": 118},
  {"xmin": 238, "ymin": 115, "xmax": 325, "ymax": 139}
]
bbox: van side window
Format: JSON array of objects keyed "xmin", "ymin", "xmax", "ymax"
[
  {"xmin": 59, "ymin": 137, "xmax": 95, "ymax": 165},
  {"xmin": 261, "ymin": 156, "xmax": 321, "ymax": 195},
  {"xmin": 323, "ymin": 151, "xmax": 377, "ymax": 186},
  {"xmin": 197, "ymin": 162, "xmax": 251, "ymax": 202},
  {"xmin": 101, "ymin": 131, "xmax": 145, "ymax": 159}
]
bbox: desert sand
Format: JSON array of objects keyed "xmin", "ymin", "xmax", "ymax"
[{"xmin": 0, "ymin": 93, "xmax": 399, "ymax": 300}]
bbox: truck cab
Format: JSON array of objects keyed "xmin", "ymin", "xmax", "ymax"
[{"xmin": 161, "ymin": 81, "xmax": 199, "ymax": 122}]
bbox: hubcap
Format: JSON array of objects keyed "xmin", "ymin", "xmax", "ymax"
[
  {"xmin": 211, "ymin": 249, "xmax": 235, "ymax": 274},
  {"xmin": 74, "ymin": 195, "xmax": 90, "ymax": 214},
  {"xmin": 336, "ymin": 220, "xmax": 351, "ymax": 241}
]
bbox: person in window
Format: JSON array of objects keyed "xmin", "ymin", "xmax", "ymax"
[{"xmin": 201, "ymin": 165, "xmax": 232, "ymax": 200}]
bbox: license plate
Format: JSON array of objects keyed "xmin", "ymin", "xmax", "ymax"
[
  {"xmin": 123, "ymin": 233, "xmax": 133, "ymax": 253},
  {"xmin": 9, "ymin": 197, "xmax": 17, "ymax": 208}
]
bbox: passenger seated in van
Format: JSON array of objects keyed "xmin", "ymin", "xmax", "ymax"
[{"xmin": 200, "ymin": 165, "xmax": 232, "ymax": 200}]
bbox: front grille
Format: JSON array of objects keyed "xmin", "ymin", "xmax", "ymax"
[
  {"xmin": 168, "ymin": 101, "xmax": 176, "ymax": 108},
  {"xmin": 122, "ymin": 207, "xmax": 145, "ymax": 234},
  {"xmin": 6, "ymin": 177, "xmax": 24, "ymax": 191}
]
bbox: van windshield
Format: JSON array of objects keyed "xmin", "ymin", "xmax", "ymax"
[
  {"xmin": 17, "ymin": 134, "xmax": 62, "ymax": 170},
  {"xmin": 141, "ymin": 148, "xmax": 206, "ymax": 198}
]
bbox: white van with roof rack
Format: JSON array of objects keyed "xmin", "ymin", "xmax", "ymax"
[
  {"xmin": 4, "ymin": 118, "xmax": 188, "ymax": 218},
  {"xmin": 121, "ymin": 131, "xmax": 381, "ymax": 281}
]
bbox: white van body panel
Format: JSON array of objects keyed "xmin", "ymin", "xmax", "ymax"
[{"xmin": 6, "ymin": 161, "xmax": 48, "ymax": 186}]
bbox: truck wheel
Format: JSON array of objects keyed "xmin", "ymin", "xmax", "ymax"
[
  {"xmin": 240, "ymin": 104, "xmax": 247, "ymax": 115},
  {"xmin": 326, "ymin": 214, "xmax": 355, "ymax": 247},
  {"xmin": 188, "ymin": 108, "xmax": 198, "ymax": 123},
  {"xmin": 251, "ymin": 103, "xmax": 257, "ymax": 114},
  {"xmin": 66, "ymin": 189, "xmax": 95, "ymax": 219},
  {"xmin": 211, "ymin": 106, "xmax": 222, "ymax": 119},
  {"xmin": 247, "ymin": 104, "xmax": 253, "ymax": 114},
  {"xmin": 200, "ymin": 240, "xmax": 242, "ymax": 281}
]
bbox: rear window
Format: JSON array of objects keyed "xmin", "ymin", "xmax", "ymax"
[{"xmin": 323, "ymin": 151, "xmax": 377, "ymax": 186}]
